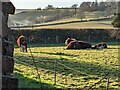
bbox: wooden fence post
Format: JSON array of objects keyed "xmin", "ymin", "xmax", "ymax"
[
  {"xmin": 56, "ymin": 35, "xmax": 59, "ymax": 43},
  {"xmin": 54, "ymin": 60, "xmax": 57, "ymax": 85},
  {"xmin": 106, "ymin": 76, "xmax": 110, "ymax": 90},
  {"xmin": 65, "ymin": 74, "xmax": 67, "ymax": 85}
]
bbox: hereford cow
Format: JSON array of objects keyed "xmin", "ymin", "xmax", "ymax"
[
  {"xmin": 65, "ymin": 37, "xmax": 77, "ymax": 45},
  {"xmin": 66, "ymin": 40, "xmax": 81, "ymax": 49},
  {"xmin": 65, "ymin": 38, "xmax": 92, "ymax": 49},
  {"xmin": 17, "ymin": 35, "xmax": 27, "ymax": 52}
]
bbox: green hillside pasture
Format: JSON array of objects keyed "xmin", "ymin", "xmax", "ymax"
[
  {"xmin": 34, "ymin": 21, "xmax": 113, "ymax": 29},
  {"xmin": 11, "ymin": 10, "xmax": 109, "ymax": 24},
  {"xmin": 14, "ymin": 44, "xmax": 119, "ymax": 89},
  {"xmin": 18, "ymin": 19, "xmax": 115, "ymax": 30},
  {"xmin": 33, "ymin": 17, "xmax": 112, "ymax": 27}
]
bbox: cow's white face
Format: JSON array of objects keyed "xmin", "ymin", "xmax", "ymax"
[{"xmin": 97, "ymin": 45, "xmax": 104, "ymax": 49}]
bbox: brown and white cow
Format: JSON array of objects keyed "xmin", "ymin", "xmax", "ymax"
[
  {"xmin": 65, "ymin": 38, "xmax": 92, "ymax": 49},
  {"xmin": 17, "ymin": 35, "xmax": 27, "ymax": 52},
  {"xmin": 92, "ymin": 42, "xmax": 107, "ymax": 49}
]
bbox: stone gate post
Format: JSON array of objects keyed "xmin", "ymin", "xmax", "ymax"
[{"xmin": 1, "ymin": 0, "xmax": 18, "ymax": 89}]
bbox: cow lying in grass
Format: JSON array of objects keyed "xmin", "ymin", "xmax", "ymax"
[
  {"xmin": 65, "ymin": 38, "xmax": 92, "ymax": 49},
  {"xmin": 92, "ymin": 42, "xmax": 107, "ymax": 49},
  {"xmin": 65, "ymin": 38, "xmax": 107, "ymax": 49},
  {"xmin": 17, "ymin": 35, "xmax": 27, "ymax": 52}
]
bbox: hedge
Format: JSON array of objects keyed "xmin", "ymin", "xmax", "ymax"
[{"xmin": 10, "ymin": 28, "xmax": 119, "ymax": 44}]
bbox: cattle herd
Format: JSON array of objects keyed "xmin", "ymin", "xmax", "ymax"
[
  {"xmin": 17, "ymin": 36, "xmax": 107, "ymax": 52},
  {"xmin": 65, "ymin": 37, "xmax": 107, "ymax": 49}
]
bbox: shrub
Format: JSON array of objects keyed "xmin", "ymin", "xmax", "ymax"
[{"xmin": 112, "ymin": 14, "xmax": 120, "ymax": 27}]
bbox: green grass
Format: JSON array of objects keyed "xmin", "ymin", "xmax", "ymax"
[
  {"xmin": 35, "ymin": 19, "xmax": 113, "ymax": 29},
  {"xmin": 14, "ymin": 43, "xmax": 119, "ymax": 89},
  {"xmin": 38, "ymin": 21, "xmax": 112, "ymax": 29}
]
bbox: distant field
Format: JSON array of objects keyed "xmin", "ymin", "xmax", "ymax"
[
  {"xmin": 15, "ymin": 18, "xmax": 115, "ymax": 30},
  {"xmin": 14, "ymin": 44, "xmax": 119, "ymax": 89},
  {"xmin": 35, "ymin": 20, "xmax": 113, "ymax": 29},
  {"xmin": 9, "ymin": 9, "xmax": 116, "ymax": 29}
]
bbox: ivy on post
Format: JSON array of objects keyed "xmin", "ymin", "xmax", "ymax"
[
  {"xmin": 1, "ymin": 0, "xmax": 18, "ymax": 89},
  {"xmin": 112, "ymin": 1, "xmax": 120, "ymax": 28}
]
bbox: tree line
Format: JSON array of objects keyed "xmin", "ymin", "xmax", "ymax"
[
  {"xmin": 35, "ymin": 1, "xmax": 118, "ymax": 22},
  {"xmin": 10, "ymin": 1, "xmax": 120, "ymax": 28}
]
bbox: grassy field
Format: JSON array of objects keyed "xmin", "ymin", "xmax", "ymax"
[
  {"xmin": 34, "ymin": 20, "xmax": 113, "ymax": 29},
  {"xmin": 14, "ymin": 18, "xmax": 115, "ymax": 30},
  {"xmin": 14, "ymin": 43, "xmax": 119, "ymax": 89}
]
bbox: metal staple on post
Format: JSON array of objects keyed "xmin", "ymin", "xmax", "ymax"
[{"xmin": 54, "ymin": 60, "xmax": 57, "ymax": 85}]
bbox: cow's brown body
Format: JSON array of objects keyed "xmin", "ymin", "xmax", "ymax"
[
  {"xmin": 65, "ymin": 38, "xmax": 92, "ymax": 49},
  {"xmin": 65, "ymin": 38, "xmax": 107, "ymax": 49}
]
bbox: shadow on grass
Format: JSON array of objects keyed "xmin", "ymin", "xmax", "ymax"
[
  {"xmin": 28, "ymin": 44, "xmax": 65, "ymax": 48},
  {"xmin": 14, "ymin": 53, "xmax": 118, "ymax": 79},
  {"xmin": 33, "ymin": 51, "xmax": 78, "ymax": 57},
  {"xmin": 14, "ymin": 68, "xmax": 60, "ymax": 90}
]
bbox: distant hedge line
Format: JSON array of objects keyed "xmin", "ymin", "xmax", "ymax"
[{"xmin": 11, "ymin": 28, "xmax": 119, "ymax": 44}]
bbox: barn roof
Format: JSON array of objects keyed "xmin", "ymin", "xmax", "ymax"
[{"xmin": 1, "ymin": 0, "xmax": 15, "ymax": 14}]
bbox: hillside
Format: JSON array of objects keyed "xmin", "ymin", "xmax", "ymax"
[
  {"xmin": 32, "ymin": 18, "xmax": 113, "ymax": 29},
  {"xmin": 9, "ymin": 9, "xmax": 114, "ymax": 29},
  {"xmin": 11, "ymin": 18, "xmax": 115, "ymax": 29}
]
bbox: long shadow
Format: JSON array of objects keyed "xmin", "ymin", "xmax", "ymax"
[
  {"xmin": 32, "ymin": 51, "xmax": 78, "ymax": 57},
  {"xmin": 14, "ymin": 52, "xmax": 118, "ymax": 78},
  {"xmin": 14, "ymin": 68, "xmax": 60, "ymax": 90},
  {"xmin": 28, "ymin": 44, "xmax": 65, "ymax": 48},
  {"xmin": 14, "ymin": 44, "xmax": 65, "ymax": 49}
]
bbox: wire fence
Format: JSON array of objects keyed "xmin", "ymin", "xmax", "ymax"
[
  {"xmin": 14, "ymin": 44, "xmax": 119, "ymax": 89},
  {"xmin": 14, "ymin": 56, "xmax": 118, "ymax": 90}
]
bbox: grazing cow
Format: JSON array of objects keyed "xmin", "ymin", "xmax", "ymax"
[
  {"xmin": 17, "ymin": 35, "xmax": 27, "ymax": 52},
  {"xmin": 65, "ymin": 38, "xmax": 92, "ymax": 49},
  {"xmin": 92, "ymin": 42, "xmax": 107, "ymax": 49}
]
